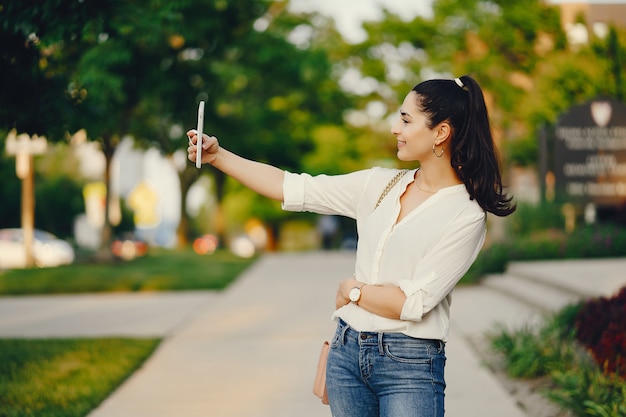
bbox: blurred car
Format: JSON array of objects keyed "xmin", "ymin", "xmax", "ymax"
[
  {"xmin": 0, "ymin": 228, "xmax": 75, "ymax": 269},
  {"xmin": 111, "ymin": 233, "xmax": 148, "ymax": 260},
  {"xmin": 193, "ymin": 234, "xmax": 219, "ymax": 255}
]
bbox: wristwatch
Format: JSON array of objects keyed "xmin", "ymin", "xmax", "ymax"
[{"xmin": 349, "ymin": 285, "xmax": 363, "ymax": 304}]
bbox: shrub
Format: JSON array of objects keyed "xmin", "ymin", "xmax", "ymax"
[
  {"xmin": 491, "ymin": 303, "xmax": 582, "ymax": 379},
  {"xmin": 574, "ymin": 287, "xmax": 626, "ymax": 377},
  {"xmin": 548, "ymin": 365, "xmax": 626, "ymax": 417},
  {"xmin": 492, "ymin": 292, "xmax": 626, "ymax": 417},
  {"xmin": 34, "ymin": 175, "xmax": 85, "ymax": 239},
  {"xmin": 462, "ymin": 224, "xmax": 626, "ymax": 284},
  {"xmin": 507, "ymin": 201, "xmax": 564, "ymax": 236},
  {"xmin": 463, "ymin": 243, "xmax": 510, "ymax": 283}
]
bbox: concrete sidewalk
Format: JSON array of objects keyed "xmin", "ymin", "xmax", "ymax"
[
  {"xmin": 1, "ymin": 253, "xmax": 624, "ymax": 417},
  {"xmin": 88, "ymin": 252, "xmax": 350, "ymax": 417}
]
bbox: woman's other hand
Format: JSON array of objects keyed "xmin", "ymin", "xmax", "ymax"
[{"xmin": 336, "ymin": 277, "xmax": 361, "ymax": 309}]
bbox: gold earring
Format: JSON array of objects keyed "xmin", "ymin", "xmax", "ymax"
[{"xmin": 432, "ymin": 144, "xmax": 444, "ymax": 158}]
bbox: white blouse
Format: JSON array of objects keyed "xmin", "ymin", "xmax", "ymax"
[{"xmin": 282, "ymin": 167, "xmax": 486, "ymax": 342}]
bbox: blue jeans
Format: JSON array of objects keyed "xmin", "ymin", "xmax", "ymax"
[{"xmin": 326, "ymin": 319, "xmax": 446, "ymax": 417}]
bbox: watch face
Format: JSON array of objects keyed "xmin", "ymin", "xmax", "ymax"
[{"xmin": 349, "ymin": 287, "xmax": 361, "ymax": 302}]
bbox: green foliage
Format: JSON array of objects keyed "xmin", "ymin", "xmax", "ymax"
[
  {"xmin": 4, "ymin": 0, "xmax": 625, "ymax": 241},
  {"xmin": 353, "ymin": 0, "xmax": 566, "ymax": 124},
  {"xmin": 222, "ymin": 180, "xmax": 285, "ymax": 228},
  {"xmin": 491, "ymin": 325, "xmax": 559, "ymax": 378},
  {"xmin": 491, "ymin": 303, "xmax": 582, "ymax": 378},
  {"xmin": 507, "ymin": 201, "xmax": 565, "ymax": 236},
  {"xmin": 0, "ymin": 338, "xmax": 159, "ymax": 417},
  {"xmin": 0, "ymin": 0, "xmax": 100, "ymax": 139},
  {"xmin": 462, "ymin": 224, "xmax": 626, "ymax": 283},
  {"xmin": 1, "ymin": 0, "xmax": 361, "ymax": 242},
  {"xmin": 338, "ymin": 0, "xmax": 626, "ymax": 172},
  {"xmin": 302, "ymin": 125, "xmax": 355, "ymax": 175},
  {"xmin": 112, "ymin": 198, "xmax": 136, "ymax": 236},
  {"xmin": 0, "ymin": 140, "xmax": 87, "ymax": 239},
  {"xmin": 34, "ymin": 176, "xmax": 85, "ymax": 239},
  {"xmin": 0, "ymin": 137, "xmax": 21, "ymax": 229},
  {"xmin": 492, "ymin": 297, "xmax": 626, "ymax": 417},
  {"xmin": 463, "ymin": 199, "xmax": 625, "ymax": 287},
  {"xmin": 504, "ymin": 136, "xmax": 540, "ymax": 168},
  {"xmin": 463, "ymin": 242, "xmax": 510, "ymax": 283},
  {"xmin": 526, "ymin": 50, "xmax": 610, "ymax": 127},
  {"xmin": 205, "ymin": 13, "xmax": 354, "ymax": 171},
  {"xmin": 548, "ymin": 367, "xmax": 626, "ymax": 417},
  {"xmin": 0, "ymin": 248, "xmax": 255, "ymax": 295}
]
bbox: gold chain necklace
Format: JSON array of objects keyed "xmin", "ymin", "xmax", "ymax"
[{"xmin": 415, "ymin": 172, "xmax": 437, "ymax": 194}]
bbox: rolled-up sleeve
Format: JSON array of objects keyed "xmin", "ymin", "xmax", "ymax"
[
  {"xmin": 281, "ymin": 170, "xmax": 373, "ymax": 218},
  {"xmin": 398, "ymin": 271, "xmax": 436, "ymax": 322},
  {"xmin": 282, "ymin": 171, "xmax": 307, "ymax": 212},
  {"xmin": 398, "ymin": 210, "xmax": 486, "ymax": 322}
]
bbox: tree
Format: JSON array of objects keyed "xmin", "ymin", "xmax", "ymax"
[
  {"xmin": 127, "ymin": 3, "xmax": 357, "ymax": 246},
  {"xmin": 0, "ymin": 0, "xmax": 102, "ymax": 139},
  {"xmin": 0, "ymin": 1, "xmax": 103, "ymax": 257},
  {"xmin": 1, "ymin": 0, "xmax": 362, "ymax": 251},
  {"xmin": 59, "ymin": 0, "xmax": 299, "ymax": 250},
  {"xmin": 330, "ymin": 1, "xmax": 622, "ymax": 168}
]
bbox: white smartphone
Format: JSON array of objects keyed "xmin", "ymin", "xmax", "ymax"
[{"xmin": 196, "ymin": 101, "xmax": 205, "ymax": 168}]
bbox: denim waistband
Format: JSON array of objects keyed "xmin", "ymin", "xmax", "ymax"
[{"xmin": 336, "ymin": 318, "xmax": 444, "ymax": 351}]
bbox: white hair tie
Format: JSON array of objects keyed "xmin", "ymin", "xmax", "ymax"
[{"xmin": 454, "ymin": 77, "xmax": 465, "ymax": 88}]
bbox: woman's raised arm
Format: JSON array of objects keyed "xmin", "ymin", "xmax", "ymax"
[{"xmin": 187, "ymin": 130, "xmax": 285, "ymax": 202}]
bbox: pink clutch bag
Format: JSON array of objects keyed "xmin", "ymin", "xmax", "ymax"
[{"xmin": 313, "ymin": 341, "xmax": 329, "ymax": 405}]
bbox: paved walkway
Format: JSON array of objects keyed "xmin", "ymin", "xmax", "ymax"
[{"xmin": 1, "ymin": 253, "xmax": 624, "ymax": 417}]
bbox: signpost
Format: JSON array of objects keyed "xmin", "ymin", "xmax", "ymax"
[
  {"xmin": 5, "ymin": 129, "xmax": 48, "ymax": 268},
  {"xmin": 553, "ymin": 99, "xmax": 626, "ymax": 215}
]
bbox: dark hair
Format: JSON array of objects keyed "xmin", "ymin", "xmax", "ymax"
[{"xmin": 412, "ymin": 75, "xmax": 515, "ymax": 217}]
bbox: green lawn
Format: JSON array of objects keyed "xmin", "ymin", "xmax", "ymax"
[
  {"xmin": 0, "ymin": 338, "xmax": 160, "ymax": 417},
  {"xmin": 0, "ymin": 248, "xmax": 255, "ymax": 416},
  {"xmin": 0, "ymin": 248, "xmax": 256, "ymax": 295}
]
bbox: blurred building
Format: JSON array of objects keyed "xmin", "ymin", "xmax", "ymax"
[
  {"xmin": 548, "ymin": 1, "xmax": 626, "ymax": 45},
  {"xmin": 555, "ymin": 1, "xmax": 626, "ymax": 27}
]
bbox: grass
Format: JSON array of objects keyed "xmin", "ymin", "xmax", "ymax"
[
  {"xmin": 0, "ymin": 248, "xmax": 255, "ymax": 416},
  {"xmin": 0, "ymin": 247, "xmax": 256, "ymax": 295},
  {"xmin": 0, "ymin": 338, "xmax": 160, "ymax": 417}
]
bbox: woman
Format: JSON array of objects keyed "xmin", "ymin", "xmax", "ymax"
[{"xmin": 187, "ymin": 74, "xmax": 515, "ymax": 417}]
